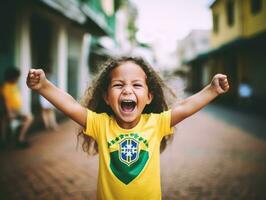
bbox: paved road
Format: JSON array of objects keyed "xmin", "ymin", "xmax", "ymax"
[{"xmin": 0, "ymin": 105, "xmax": 266, "ymax": 200}]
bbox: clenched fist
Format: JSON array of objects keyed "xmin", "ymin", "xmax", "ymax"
[
  {"xmin": 26, "ymin": 69, "xmax": 47, "ymax": 91},
  {"xmin": 210, "ymin": 74, "xmax": 230, "ymax": 94}
]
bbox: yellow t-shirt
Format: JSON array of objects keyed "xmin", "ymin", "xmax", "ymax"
[
  {"xmin": 84, "ymin": 109, "xmax": 173, "ymax": 200},
  {"xmin": 2, "ymin": 82, "xmax": 22, "ymax": 112}
]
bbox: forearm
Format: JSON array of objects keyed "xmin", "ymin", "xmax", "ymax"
[
  {"xmin": 27, "ymin": 69, "xmax": 87, "ymax": 126},
  {"xmin": 180, "ymin": 84, "xmax": 218, "ymax": 117},
  {"xmin": 171, "ymin": 74, "xmax": 229, "ymax": 126},
  {"xmin": 38, "ymin": 80, "xmax": 80, "ymax": 117}
]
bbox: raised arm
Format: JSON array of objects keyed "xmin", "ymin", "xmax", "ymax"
[
  {"xmin": 171, "ymin": 74, "xmax": 229, "ymax": 127},
  {"xmin": 26, "ymin": 69, "xmax": 87, "ymax": 127}
]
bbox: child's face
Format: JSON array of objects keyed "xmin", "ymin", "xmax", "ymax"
[{"xmin": 104, "ymin": 61, "xmax": 153, "ymax": 129}]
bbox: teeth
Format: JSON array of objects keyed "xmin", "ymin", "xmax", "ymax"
[{"xmin": 122, "ymin": 100, "xmax": 134, "ymax": 103}]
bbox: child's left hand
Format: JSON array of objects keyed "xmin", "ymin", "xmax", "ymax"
[{"xmin": 210, "ymin": 74, "xmax": 230, "ymax": 94}]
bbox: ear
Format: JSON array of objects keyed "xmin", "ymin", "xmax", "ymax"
[
  {"xmin": 146, "ymin": 92, "xmax": 153, "ymax": 105},
  {"xmin": 103, "ymin": 93, "xmax": 109, "ymax": 105}
]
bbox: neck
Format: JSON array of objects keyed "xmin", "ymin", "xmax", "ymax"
[{"xmin": 115, "ymin": 116, "xmax": 141, "ymax": 129}]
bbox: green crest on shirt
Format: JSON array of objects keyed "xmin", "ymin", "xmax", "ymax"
[{"xmin": 108, "ymin": 134, "xmax": 149, "ymax": 184}]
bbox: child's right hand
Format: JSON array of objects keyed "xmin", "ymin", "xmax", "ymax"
[{"xmin": 26, "ymin": 69, "xmax": 47, "ymax": 91}]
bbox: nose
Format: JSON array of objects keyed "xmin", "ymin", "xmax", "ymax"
[{"xmin": 122, "ymin": 85, "xmax": 133, "ymax": 95}]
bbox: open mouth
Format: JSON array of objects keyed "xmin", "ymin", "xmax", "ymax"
[{"xmin": 120, "ymin": 100, "xmax": 136, "ymax": 112}]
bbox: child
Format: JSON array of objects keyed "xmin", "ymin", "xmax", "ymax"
[
  {"xmin": 3, "ymin": 67, "xmax": 33, "ymax": 148},
  {"xmin": 27, "ymin": 57, "xmax": 229, "ymax": 200}
]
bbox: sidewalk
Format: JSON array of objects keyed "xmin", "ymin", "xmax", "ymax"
[
  {"xmin": 1, "ymin": 105, "xmax": 266, "ymax": 200},
  {"xmin": 0, "ymin": 121, "xmax": 98, "ymax": 200},
  {"xmin": 161, "ymin": 104, "xmax": 266, "ymax": 200}
]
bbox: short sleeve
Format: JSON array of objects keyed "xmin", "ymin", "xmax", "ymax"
[
  {"xmin": 159, "ymin": 110, "xmax": 174, "ymax": 137},
  {"xmin": 83, "ymin": 109, "xmax": 108, "ymax": 141}
]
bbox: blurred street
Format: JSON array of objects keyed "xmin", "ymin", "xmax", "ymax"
[{"xmin": 1, "ymin": 104, "xmax": 266, "ymax": 200}]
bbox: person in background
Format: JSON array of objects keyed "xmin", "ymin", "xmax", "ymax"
[
  {"xmin": 0, "ymin": 84, "xmax": 7, "ymax": 148},
  {"xmin": 2, "ymin": 67, "xmax": 33, "ymax": 148}
]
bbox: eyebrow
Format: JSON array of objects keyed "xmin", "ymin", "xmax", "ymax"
[{"xmin": 111, "ymin": 79, "xmax": 145, "ymax": 83}]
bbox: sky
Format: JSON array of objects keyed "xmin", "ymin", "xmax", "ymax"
[{"xmin": 130, "ymin": 0, "xmax": 213, "ymax": 52}]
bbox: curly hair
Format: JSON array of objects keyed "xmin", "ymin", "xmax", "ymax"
[{"xmin": 77, "ymin": 56, "xmax": 177, "ymax": 155}]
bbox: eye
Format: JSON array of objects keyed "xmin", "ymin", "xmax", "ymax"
[
  {"xmin": 133, "ymin": 83, "xmax": 143, "ymax": 88},
  {"xmin": 113, "ymin": 84, "xmax": 123, "ymax": 88}
]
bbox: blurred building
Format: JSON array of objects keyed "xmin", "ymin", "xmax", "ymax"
[
  {"xmin": 86, "ymin": 0, "xmax": 154, "ymax": 71},
  {"xmin": 186, "ymin": 0, "xmax": 266, "ymax": 115},
  {"xmin": 176, "ymin": 29, "xmax": 211, "ymax": 88},
  {"xmin": 0, "ymin": 0, "xmax": 117, "ymax": 117},
  {"xmin": 115, "ymin": 1, "xmax": 137, "ymax": 54},
  {"xmin": 115, "ymin": 1, "xmax": 155, "ymax": 65},
  {"xmin": 87, "ymin": 0, "xmax": 155, "ymax": 73},
  {"xmin": 178, "ymin": 30, "xmax": 211, "ymax": 65}
]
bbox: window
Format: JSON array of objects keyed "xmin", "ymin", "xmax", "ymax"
[
  {"xmin": 226, "ymin": 0, "xmax": 235, "ymax": 26},
  {"xmin": 251, "ymin": 0, "xmax": 262, "ymax": 15},
  {"xmin": 213, "ymin": 13, "xmax": 219, "ymax": 33}
]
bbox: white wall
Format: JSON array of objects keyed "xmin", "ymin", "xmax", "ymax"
[
  {"xmin": 15, "ymin": 10, "xmax": 32, "ymax": 114},
  {"xmin": 78, "ymin": 34, "xmax": 91, "ymax": 98},
  {"xmin": 56, "ymin": 25, "xmax": 68, "ymax": 91}
]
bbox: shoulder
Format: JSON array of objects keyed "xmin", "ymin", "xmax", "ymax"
[
  {"xmin": 141, "ymin": 110, "xmax": 171, "ymax": 123},
  {"xmin": 86, "ymin": 109, "xmax": 110, "ymax": 121},
  {"xmin": 2, "ymin": 83, "xmax": 11, "ymax": 94},
  {"xmin": 142, "ymin": 110, "xmax": 173, "ymax": 136},
  {"xmin": 84, "ymin": 109, "xmax": 110, "ymax": 139},
  {"xmin": 2, "ymin": 83, "xmax": 8, "ymax": 89},
  {"xmin": 143, "ymin": 110, "xmax": 171, "ymax": 117}
]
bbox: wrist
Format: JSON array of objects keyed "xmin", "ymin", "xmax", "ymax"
[
  {"xmin": 39, "ymin": 79, "xmax": 52, "ymax": 94},
  {"xmin": 206, "ymin": 84, "xmax": 219, "ymax": 97}
]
